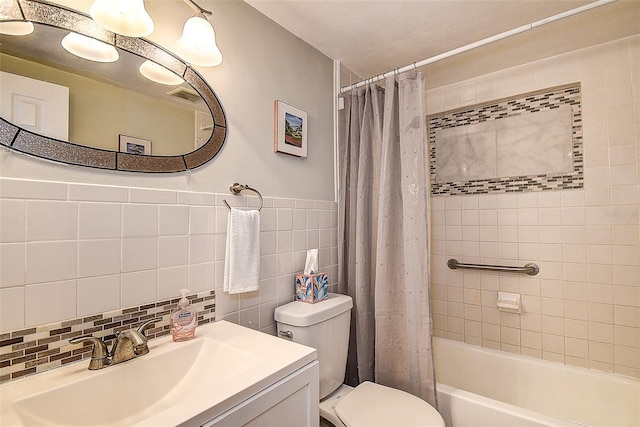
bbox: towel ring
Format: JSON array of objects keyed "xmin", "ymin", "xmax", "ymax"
[{"xmin": 223, "ymin": 183, "xmax": 263, "ymax": 211}]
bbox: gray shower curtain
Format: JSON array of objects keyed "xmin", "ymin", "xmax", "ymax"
[{"xmin": 338, "ymin": 72, "xmax": 437, "ymax": 406}]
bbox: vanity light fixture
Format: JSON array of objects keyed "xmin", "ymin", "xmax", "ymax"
[
  {"xmin": 0, "ymin": 21, "xmax": 34, "ymax": 35},
  {"xmin": 139, "ymin": 60, "xmax": 185, "ymax": 85},
  {"xmin": 89, "ymin": 0, "xmax": 154, "ymax": 37},
  {"xmin": 61, "ymin": 32, "xmax": 119, "ymax": 63},
  {"xmin": 174, "ymin": 0, "xmax": 223, "ymax": 67}
]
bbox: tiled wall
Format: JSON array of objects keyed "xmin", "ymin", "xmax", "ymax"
[
  {"xmin": 0, "ymin": 177, "xmax": 338, "ymax": 382},
  {"xmin": 429, "ymin": 84, "xmax": 583, "ymax": 195},
  {"xmin": 428, "ymin": 35, "xmax": 639, "ymax": 378},
  {"xmin": 0, "ymin": 290, "xmax": 215, "ymax": 383}
]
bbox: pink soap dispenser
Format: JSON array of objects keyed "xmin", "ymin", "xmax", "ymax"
[{"xmin": 171, "ymin": 289, "xmax": 197, "ymax": 342}]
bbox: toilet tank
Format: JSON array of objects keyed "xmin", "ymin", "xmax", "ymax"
[{"xmin": 275, "ymin": 293, "xmax": 353, "ymax": 399}]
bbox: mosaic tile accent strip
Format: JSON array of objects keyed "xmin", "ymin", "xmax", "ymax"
[
  {"xmin": 0, "ymin": 290, "xmax": 215, "ymax": 384},
  {"xmin": 428, "ymin": 83, "xmax": 583, "ymax": 196}
]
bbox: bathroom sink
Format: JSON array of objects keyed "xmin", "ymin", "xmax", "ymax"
[
  {"xmin": 14, "ymin": 338, "xmax": 260, "ymax": 426},
  {"xmin": 0, "ymin": 321, "xmax": 317, "ymax": 427}
]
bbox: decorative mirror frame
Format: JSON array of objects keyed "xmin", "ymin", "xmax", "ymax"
[{"xmin": 0, "ymin": 0, "xmax": 227, "ymax": 173}]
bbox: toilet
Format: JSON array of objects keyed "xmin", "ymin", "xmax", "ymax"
[{"xmin": 275, "ymin": 293, "xmax": 445, "ymax": 427}]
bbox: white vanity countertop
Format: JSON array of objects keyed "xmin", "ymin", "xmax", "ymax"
[{"xmin": 0, "ymin": 321, "xmax": 318, "ymax": 427}]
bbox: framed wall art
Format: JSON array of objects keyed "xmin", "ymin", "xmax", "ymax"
[
  {"xmin": 119, "ymin": 135, "xmax": 151, "ymax": 155},
  {"xmin": 274, "ymin": 100, "xmax": 307, "ymax": 158}
]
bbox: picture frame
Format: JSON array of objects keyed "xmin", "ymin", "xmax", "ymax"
[
  {"xmin": 119, "ymin": 135, "xmax": 151, "ymax": 155},
  {"xmin": 274, "ymin": 100, "xmax": 307, "ymax": 158}
]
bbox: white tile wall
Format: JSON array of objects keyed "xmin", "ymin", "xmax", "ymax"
[
  {"xmin": 0, "ymin": 178, "xmax": 339, "ymax": 335},
  {"xmin": 428, "ymin": 35, "xmax": 639, "ymax": 378}
]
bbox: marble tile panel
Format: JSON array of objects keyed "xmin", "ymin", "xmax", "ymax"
[
  {"xmin": 435, "ymin": 121, "xmax": 497, "ymax": 183},
  {"xmin": 496, "ymin": 108, "xmax": 574, "ymax": 178}
]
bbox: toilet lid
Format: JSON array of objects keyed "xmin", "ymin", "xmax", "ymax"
[{"xmin": 334, "ymin": 381, "xmax": 444, "ymax": 427}]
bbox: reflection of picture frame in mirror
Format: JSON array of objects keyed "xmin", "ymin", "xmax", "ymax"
[
  {"xmin": 119, "ymin": 135, "xmax": 151, "ymax": 155},
  {"xmin": 274, "ymin": 100, "xmax": 307, "ymax": 158}
]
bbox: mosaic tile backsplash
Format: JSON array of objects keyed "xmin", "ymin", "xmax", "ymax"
[
  {"xmin": 0, "ymin": 290, "xmax": 214, "ymax": 383},
  {"xmin": 429, "ymin": 83, "xmax": 583, "ymax": 196}
]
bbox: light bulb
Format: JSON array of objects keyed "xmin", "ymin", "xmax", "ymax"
[
  {"xmin": 174, "ymin": 16, "xmax": 222, "ymax": 67},
  {"xmin": 0, "ymin": 21, "xmax": 34, "ymax": 36},
  {"xmin": 61, "ymin": 32, "xmax": 119, "ymax": 63},
  {"xmin": 89, "ymin": 0, "xmax": 154, "ymax": 37},
  {"xmin": 139, "ymin": 60, "xmax": 184, "ymax": 85}
]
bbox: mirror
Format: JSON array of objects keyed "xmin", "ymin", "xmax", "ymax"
[{"xmin": 0, "ymin": 0, "xmax": 227, "ymax": 173}]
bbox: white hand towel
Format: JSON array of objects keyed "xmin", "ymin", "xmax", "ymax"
[{"xmin": 224, "ymin": 208, "xmax": 260, "ymax": 294}]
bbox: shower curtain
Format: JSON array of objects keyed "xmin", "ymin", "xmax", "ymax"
[{"xmin": 337, "ymin": 72, "xmax": 437, "ymax": 406}]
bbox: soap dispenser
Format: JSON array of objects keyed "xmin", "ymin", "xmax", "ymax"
[{"xmin": 171, "ymin": 289, "xmax": 197, "ymax": 342}]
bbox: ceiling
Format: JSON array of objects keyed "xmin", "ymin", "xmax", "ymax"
[{"xmin": 244, "ymin": 0, "xmax": 640, "ymax": 89}]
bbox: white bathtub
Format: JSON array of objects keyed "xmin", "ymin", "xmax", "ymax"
[{"xmin": 434, "ymin": 337, "xmax": 640, "ymax": 427}]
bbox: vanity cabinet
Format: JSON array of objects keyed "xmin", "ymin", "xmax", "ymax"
[{"xmin": 204, "ymin": 361, "xmax": 319, "ymax": 427}]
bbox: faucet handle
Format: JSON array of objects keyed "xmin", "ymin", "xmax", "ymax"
[
  {"xmin": 128, "ymin": 317, "xmax": 162, "ymax": 357},
  {"xmin": 69, "ymin": 336, "xmax": 110, "ymax": 370},
  {"xmin": 137, "ymin": 317, "xmax": 162, "ymax": 336}
]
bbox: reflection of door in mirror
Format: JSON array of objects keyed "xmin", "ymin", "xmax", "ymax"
[
  {"xmin": 1, "ymin": 53, "xmax": 198, "ymax": 155},
  {"xmin": 0, "ymin": 71, "xmax": 69, "ymax": 140},
  {"xmin": 195, "ymin": 110, "xmax": 213, "ymax": 149}
]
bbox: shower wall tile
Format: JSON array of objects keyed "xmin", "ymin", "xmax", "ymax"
[
  {"xmin": 429, "ymin": 35, "xmax": 640, "ymax": 379},
  {"xmin": 429, "ymin": 83, "xmax": 583, "ymax": 196}
]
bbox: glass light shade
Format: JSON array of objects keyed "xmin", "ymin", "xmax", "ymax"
[
  {"xmin": 0, "ymin": 21, "xmax": 35, "ymax": 36},
  {"xmin": 89, "ymin": 0, "xmax": 154, "ymax": 37},
  {"xmin": 61, "ymin": 33, "xmax": 119, "ymax": 63},
  {"xmin": 139, "ymin": 60, "xmax": 184, "ymax": 85},
  {"xmin": 174, "ymin": 16, "xmax": 222, "ymax": 67}
]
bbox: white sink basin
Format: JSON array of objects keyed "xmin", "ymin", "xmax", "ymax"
[{"xmin": 1, "ymin": 321, "xmax": 317, "ymax": 427}]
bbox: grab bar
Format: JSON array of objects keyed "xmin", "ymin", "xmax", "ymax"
[
  {"xmin": 223, "ymin": 183, "xmax": 263, "ymax": 211},
  {"xmin": 447, "ymin": 259, "xmax": 539, "ymax": 276}
]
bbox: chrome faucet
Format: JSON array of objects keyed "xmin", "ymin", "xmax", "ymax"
[{"xmin": 69, "ymin": 318, "xmax": 161, "ymax": 370}]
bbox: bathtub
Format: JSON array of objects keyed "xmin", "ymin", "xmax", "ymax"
[{"xmin": 434, "ymin": 337, "xmax": 640, "ymax": 427}]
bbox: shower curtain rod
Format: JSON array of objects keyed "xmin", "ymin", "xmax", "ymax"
[{"xmin": 339, "ymin": 0, "xmax": 617, "ymax": 93}]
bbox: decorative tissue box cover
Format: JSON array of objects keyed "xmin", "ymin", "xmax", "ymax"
[{"xmin": 295, "ymin": 273, "xmax": 328, "ymax": 303}]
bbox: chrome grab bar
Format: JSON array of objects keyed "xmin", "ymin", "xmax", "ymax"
[{"xmin": 447, "ymin": 258, "xmax": 539, "ymax": 276}]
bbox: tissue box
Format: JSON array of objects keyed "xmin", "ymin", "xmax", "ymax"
[{"xmin": 295, "ymin": 273, "xmax": 328, "ymax": 303}]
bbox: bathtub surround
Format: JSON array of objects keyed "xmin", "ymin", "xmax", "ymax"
[
  {"xmin": 0, "ymin": 177, "xmax": 339, "ymax": 383},
  {"xmin": 338, "ymin": 72, "xmax": 436, "ymax": 404},
  {"xmin": 430, "ymin": 83, "xmax": 583, "ymax": 195},
  {"xmin": 429, "ymin": 35, "xmax": 639, "ymax": 378}
]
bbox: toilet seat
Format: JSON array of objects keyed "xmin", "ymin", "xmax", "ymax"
[{"xmin": 334, "ymin": 381, "xmax": 445, "ymax": 427}]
